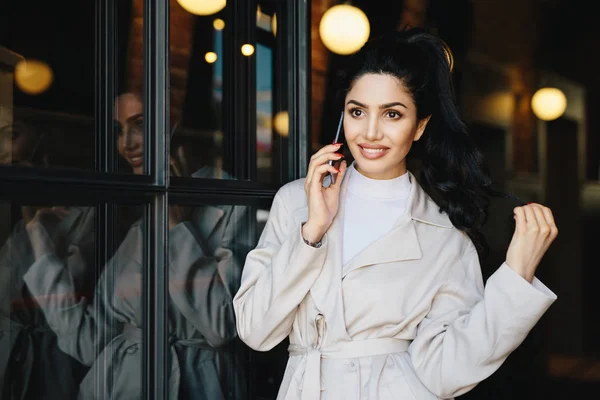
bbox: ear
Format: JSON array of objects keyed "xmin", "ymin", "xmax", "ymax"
[{"xmin": 414, "ymin": 115, "xmax": 431, "ymax": 142}]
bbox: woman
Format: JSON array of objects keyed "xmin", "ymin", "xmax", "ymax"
[
  {"xmin": 0, "ymin": 116, "xmax": 94, "ymax": 400},
  {"xmin": 23, "ymin": 92, "xmax": 251, "ymax": 399},
  {"xmin": 233, "ymin": 28, "xmax": 558, "ymax": 400}
]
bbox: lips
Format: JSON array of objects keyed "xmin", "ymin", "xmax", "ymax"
[
  {"xmin": 127, "ymin": 155, "xmax": 143, "ymax": 167},
  {"xmin": 359, "ymin": 143, "xmax": 389, "ymax": 149},
  {"xmin": 358, "ymin": 144, "xmax": 390, "ymax": 160}
]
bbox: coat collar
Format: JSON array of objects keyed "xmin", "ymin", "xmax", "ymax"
[{"xmin": 343, "ymin": 162, "xmax": 453, "ymax": 229}]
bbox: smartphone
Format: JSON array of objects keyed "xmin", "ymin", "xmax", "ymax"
[{"xmin": 325, "ymin": 111, "xmax": 344, "ymax": 186}]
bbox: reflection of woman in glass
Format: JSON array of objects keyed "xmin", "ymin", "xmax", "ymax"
[
  {"xmin": 0, "ymin": 115, "xmax": 95, "ymax": 400},
  {"xmin": 0, "ymin": 111, "xmax": 47, "ymax": 167},
  {"xmin": 23, "ymin": 92, "xmax": 250, "ymax": 399},
  {"xmin": 234, "ymin": 29, "xmax": 558, "ymax": 399}
]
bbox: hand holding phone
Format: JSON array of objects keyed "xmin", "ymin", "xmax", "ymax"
[{"xmin": 303, "ymin": 114, "xmax": 347, "ymax": 243}]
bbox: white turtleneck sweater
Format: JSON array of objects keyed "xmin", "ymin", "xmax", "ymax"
[{"xmin": 342, "ymin": 164, "xmax": 412, "ymax": 266}]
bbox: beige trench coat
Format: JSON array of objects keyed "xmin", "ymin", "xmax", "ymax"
[{"xmin": 233, "ymin": 165, "xmax": 557, "ymax": 400}]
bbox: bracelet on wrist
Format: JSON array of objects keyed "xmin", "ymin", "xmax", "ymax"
[{"xmin": 301, "ymin": 223, "xmax": 323, "ymax": 248}]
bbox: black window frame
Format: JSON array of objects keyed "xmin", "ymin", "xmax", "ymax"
[{"xmin": 0, "ymin": 0, "xmax": 310, "ymax": 399}]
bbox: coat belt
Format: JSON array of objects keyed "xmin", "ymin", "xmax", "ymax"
[
  {"xmin": 288, "ymin": 337, "xmax": 411, "ymax": 400},
  {"xmin": 121, "ymin": 323, "xmax": 222, "ymax": 398}
]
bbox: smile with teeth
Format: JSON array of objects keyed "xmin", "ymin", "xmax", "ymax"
[
  {"xmin": 359, "ymin": 145, "xmax": 389, "ymax": 159},
  {"xmin": 362, "ymin": 148, "xmax": 385, "ymax": 153}
]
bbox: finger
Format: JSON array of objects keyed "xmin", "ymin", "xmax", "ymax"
[
  {"xmin": 522, "ymin": 205, "xmax": 538, "ymax": 232},
  {"xmin": 54, "ymin": 209, "xmax": 70, "ymax": 218},
  {"xmin": 307, "ymin": 144, "xmax": 343, "ymax": 180},
  {"xmin": 311, "ymin": 143, "xmax": 343, "ymax": 161},
  {"xmin": 530, "ymin": 205, "xmax": 550, "ymax": 237},
  {"xmin": 169, "ymin": 156, "xmax": 182, "ymax": 177},
  {"xmin": 313, "ymin": 151, "xmax": 344, "ymax": 166},
  {"xmin": 37, "ymin": 208, "xmax": 54, "ymax": 215},
  {"xmin": 330, "ymin": 160, "xmax": 348, "ymax": 191},
  {"xmin": 176, "ymin": 146, "xmax": 189, "ymax": 177},
  {"xmin": 541, "ymin": 206, "xmax": 558, "ymax": 238},
  {"xmin": 307, "ymin": 152, "xmax": 342, "ymax": 188},
  {"xmin": 310, "ymin": 163, "xmax": 339, "ymax": 193},
  {"xmin": 306, "ymin": 146, "xmax": 343, "ymax": 189},
  {"xmin": 513, "ymin": 207, "xmax": 526, "ymax": 233},
  {"xmin": 310, "ymin": 153, "xmax": 344, "ymax": 181}
]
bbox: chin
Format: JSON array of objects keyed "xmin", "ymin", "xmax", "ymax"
[
  {"xmin": 356, "ymin": 161, "xmax": 388, "ymax": 176},
  {"xmin": 355, "ymin": 159, "xmax": 406, "ymax": 180}
]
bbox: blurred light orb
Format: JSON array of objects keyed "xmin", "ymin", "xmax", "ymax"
[
  {"xmin": 177, "ymin": 0, "xmax": 226, "ymax": 16},
  {"xmin": 272, "ymin": 13, "xmax": 277, "ymax": 36},
  {"xmin": 274, "ymin": 111, "xmax": 289, "ymax": 137},
  {"xmin": 15, "ymin": 59, "xmax": 53, "ymax": 95},
  {"xmin": 531, "ymin": 87, "xmax": 567, "ymax": 121},
  {"xmin": 241, "ymin": 44, "xmax": 255, "ymax": 56},
  {"xmin": 213, "ymin": 18, "xmax": 225, "ymax": 30},
  {"xmin": 319, "ymin": 5, "xmax": 370, "ymax": 55},
  {"xmin": 205, "ymin": 52, "xmax": 218, "ymax": 63}
]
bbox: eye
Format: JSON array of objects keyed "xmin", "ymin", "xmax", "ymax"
[
  {"xmin": 132, "ymin": 118, "xmax": 144, "ymax": 134},
  {"xmin": 350, "ymin": 108, "xmax": 364, "ymax": 118},
  {"xmin": 386, "ymin": 110, "xmax": 401, "ymax": 119}
]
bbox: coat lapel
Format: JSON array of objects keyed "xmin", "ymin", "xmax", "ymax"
[
  {"xmin": 190, "ymin": 205, "xmax": 225, "ymax": 252},
  {"xmin": 341, "ymin": 215, "xmax": 422, "ymax": 278},
  {"xmin": 340, "ymin": 167, "xmax": 453, "ymax": 278}
]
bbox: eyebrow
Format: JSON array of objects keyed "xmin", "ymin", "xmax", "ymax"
[
  {"xmin": 125, "ymin": 113, "xmax": 144, "ymax": 124},
  {"xmin": 346, "ymin": 99, "xmax": 408, "ymax": 109}
]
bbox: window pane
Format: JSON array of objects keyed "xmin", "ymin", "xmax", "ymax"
[
  {"xmin": 167, "ymin": 198, "xmax": 259, "ymax": 399},
  {"xmin": 168, "ymin": 1, "xmax": 228, "ymax": 180},
  {"xmin": 167, "ymin": 1, "xmax": 288, "ymax": 182},
  {"xmin": 0, "ymin": 201, "xmax": 144, "ymax": 398},
  {"xmin": 166, "ymin": 197, "xmax": 298, "ymax": 399},
  {"xmin": 1, "ymin": 2, "xmax": 145, "ymax": 174},
  {"xmin": 114, "ymin": 1, "xmax": 147, "ymax": 175},
  {"xmin": 256, "ymin": 0, "xmax": 287, "ymax": 183}
]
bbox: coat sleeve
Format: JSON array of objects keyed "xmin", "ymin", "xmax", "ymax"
[
  {"xmin": 408, "ymin": 237, "xmax": 557, "ymax": 399},
  {"xmin": 233, "ymin": 185, "xmax": 329, "ymax": 351},
  {"xmin": 167, "ymin": 205, "xmax": 253, "ymax": 348},
  {"xmin": 23, "ymin": 221, "xmax": 128, "ymax": 366}
]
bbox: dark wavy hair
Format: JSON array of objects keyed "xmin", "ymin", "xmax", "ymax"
[{"xmin": 336, "ymin": 27, "xmax": 519, "ymax": 258}]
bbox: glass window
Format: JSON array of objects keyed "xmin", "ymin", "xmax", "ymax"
[
  {"xmin": 0, "ymin": 2, "xmax": 144, "ymax": 174},
  {"xmin": 167, "ymin": 0, "xmax": 289, "ymax": 183},
  {"xmin": 167, "ymin": 1, "xmax": 227, "ymax": 180},
  {"xmin": 166, "ymin": 198, "xmax": 254, "ymax": 399},
  {"xmin": 0, "ymin": 201, "xmax": 144, "ymax": 398},
  {"xmin": 256, "ymin": 0, "xmax": 286, "ymax": 183}
]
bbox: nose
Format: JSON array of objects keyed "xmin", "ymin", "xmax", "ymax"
[
  {"xmin": 123, "ymin": 128, "xmax": 142, "ymax": 151},
  {"xmin": 364, "ymin": 114, "xmax": 383, "ymax": 141}
]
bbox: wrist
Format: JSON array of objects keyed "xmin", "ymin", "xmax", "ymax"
[
  {"xmin": 506, "ymin": 261, "xmax": 534, "ymax": 283},
  {"xmin": 301, "ymin": 221, "xmax": 325, "ymax": 244}
]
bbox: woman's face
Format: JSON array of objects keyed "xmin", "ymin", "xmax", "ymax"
[
  {"xmin": 343, "ymin": 73, "xmax": 429, "ymax": 180},
  {"xmin": 115, "ymin": 93, "xmax": 144, "ymax": 175}
]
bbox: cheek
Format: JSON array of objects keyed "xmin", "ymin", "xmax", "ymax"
[
  {"xmin": 117, "ymin": 138, "xmax": 124, "ymax": 155},
  {"xmin": 384, "ymin": 123, "xmax": 417, "ymax": 148},
  {"xmin": 343, "ymin": 120, "xmax": 364, "ymax": 142}
]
